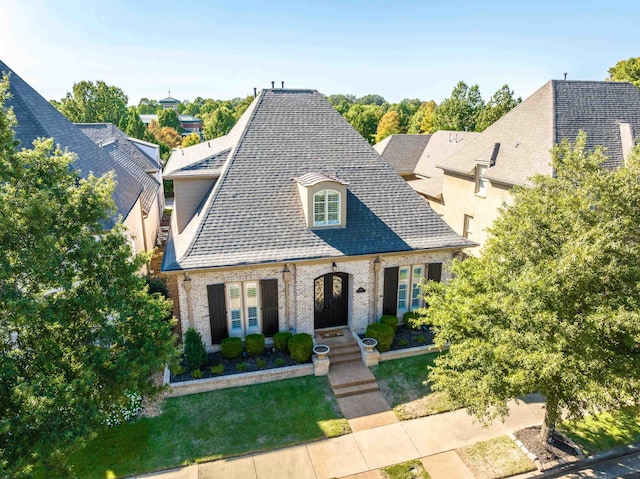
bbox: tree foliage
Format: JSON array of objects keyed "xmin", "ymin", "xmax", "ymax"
[
  {"xmin": 202, "ymin": 104, "xmax": 236, "ymax": 140},
  {"xmin": 432, "ymin": 81, "xmax": 484, "ymax": 132},
  {"xmin": 181, "ymin": 132, "xmax": 201, "ymax": 148},
  {"xmin": 343, "ymin": 104, "xmax": 385, "ymax": 144},
  {"xmin": 607, "ymin": 57, "xmax": 640, "ymax": 89},
  {"xmin": 476, "ymin": 85, "xmax": 521, "ymax": 132},
  {"xmin": 55, "ymin": 80, "xmax": 128, "ymax": 125},
  {"xmin": 124, "ymin": 106, "xmax": 146, "ymax": 139},
  {"xmin": 136, "ymin": 98, "xmax": 160, "ymax": 115},
  {"xmin": 421, "ymin": 132, "xmax": 640, "ymax": 442},
  {"xmin": 407, "ymin": 100, "xmax": 437, "ymax": 134},
  {"xmin": 157, "ymin": 109, "xmax": 182, "ymax": 132},
  {"xmin": 148, "ymin": 119, "xmax": 182, "ymax": 149},
  {"xmin": 375, "ymin": 110, "xmax": 402, "ymax": 143},
  {"xmin": 0, "ymin": 77, "xmax": 176, "ymax": 477}
]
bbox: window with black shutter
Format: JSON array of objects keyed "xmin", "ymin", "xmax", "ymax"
[
  {"xmin": 207, "ymin": 284, "xmax": 227, "ymax": 344},
  {"xmin": 382, "ymin": 267, "xmax": 399, "ymax": 316},
  {"xmin": 260, "ymin": 279, "xmax": 279, "ymax": 336},
  {"xmin": 427, "ymin": 263, "xmax": 442, "ymax": 282}
]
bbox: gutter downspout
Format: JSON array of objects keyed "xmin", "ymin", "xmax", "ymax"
[
  {"xmin": 282, "ymin": 264, "xmax": 291, "ymax": 332},
  {"xmin": 182, "ymin": 273, "xmax": 194, "ymax": 330},
  {"xmin": 372, "ymin": 256, "xmax": 381, "ymax": 323}
]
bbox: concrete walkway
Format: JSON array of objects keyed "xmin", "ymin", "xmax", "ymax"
[{"xmin": 137, "ymin": 394, "xmax": 545, "ymax": 479}]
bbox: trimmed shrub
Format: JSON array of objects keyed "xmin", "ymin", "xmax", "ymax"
[
  {"xmin": 403, "ymin": 311, "xmax": 422, "ymax": 331},
  {"xmin": 183, "ymin": 328, "xmax": 207, "ymax": 370},
  {"xmin": 288, "ymin": 333, "xmax": 313, "ymax": 363},
  {"xmin": 221, "ymin": 337, "xmax": 242, "ymax": 360},
  {"xmin": 191, "ymin": 368, "xmax": 203, "ymax": 379},
  {"xmin": 380, "ymin": 315, "xmax": 398, "ymax": 332},
  {"xmin": 365, "ymin": 322, "xmax": 395, "ymax": 352},
  {"xmin": 274, "ymin": 358, "xmax": 286, "ymax": 367},
  {"xmin": 210, "ymin": 364, "xmax": 224, "ymax": 375},
  {"xmin": 245, "ymin": 333, "xmax": 265, "ymax": 356},
  {"xmin": 273, "ymin": 331, "xmax": 292, "ymax": 352},
  {"xmin": 236, "ymin": 362, "xmax": 249, "ymax": 372},
  {"xmin": 145, "ymin": 274, "xmax": 170, "ymax": 299},
  {"xmin": 256, "ymin": 358, "xmax": 267, "ymax": 369},
  {"xmin": 170, "ymin": 363, "xmax": 185, "ymax": 376}
]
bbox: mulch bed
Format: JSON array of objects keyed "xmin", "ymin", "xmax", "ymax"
[
  {"xmin": 514, "ymin": 426, "xmax": 580, "ymax": 463},
  {"xmin": 170, "ymin": 349, "xmax": 304, "ymax": 383},
  {"xmin": 359, "ymin": 324, "xmax": 435, "ymax": 351}
]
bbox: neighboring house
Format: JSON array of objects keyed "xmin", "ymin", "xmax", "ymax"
[
  {"xmin": 77, "ymin": 123, "xmax": 164, "ymax": 251},
  {"xmin": 140, "ymin": 95, "xmax": 203, "ymax": 137},
  {"xmin": 162, "ymin": 88, "xmax": 474, "ymax": 350},
  {"xmin": 374, "ymin": 131, "xmax": 480, "ymax": 215},
  {"xmin": 0, "ymin": 60, "xmax": 152, "ymax": 256},
  {"xmin": 437, "ymin": 80, "xmax": 640, "ymax": 248}
]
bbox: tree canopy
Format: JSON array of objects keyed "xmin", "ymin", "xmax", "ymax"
[
  {"xmin": 421, "ymin": 132, "xmax": 640, "ymax": 442},
  {"xmin": 157, "ymin": 109, "xmax": 182, "ymax": 132},
  {"xmin": 54, "ymin": 80, "xmax": 128, "ymax": 125},
  {"xmin": 476, "ymin": 85, "xmax": 521, "ymax": 132},
  {"xmin": 608, "ymin": 57, "xmax": 640, "ymax": 89},
  {"xmin": 0, "ymin": 77, "xmax": 176, "ymax": 477},
  {"xmin": 432, "ymin": 81, "xmax": 485, "ymax": 132},
  {"xmin": 375, "ymin": 110, "xmax": 402, "ymax": 143},
  {"xmin": 202, "ymin": 104, "xmax": 236, "ymax": 140},
  {"xmin": 124, "ymin": 106, "xmax": 146, "ymax": 139},
  {"xmin": 181, "ymin": 132, "xmax": 201, "ymax": 148}
]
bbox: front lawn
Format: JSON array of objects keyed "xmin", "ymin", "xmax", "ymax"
[
  {"xmin": 371, "ymin": 353, "xmax": 456, "ymax": 420},
  {"xmin": 561, "ymin": 406, "xmax": 640, "ymax": 455},
  {"xmin": 456, "ymin": 436, "xmax": 535, "ymax": 479},
  {"xmin": 65, "ymin": 376, "xmax": 350, "ymax": 479}
]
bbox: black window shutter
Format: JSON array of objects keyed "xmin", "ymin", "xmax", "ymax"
[
  {"xmin": 207, "ymin": 284, "xmax": 227, "ymax": 344},
  {"xmin": 260, "ymin": 279, "xmax": 279, "ymax": 336},
  {"xmin": 382, "ymin": 267, "xmax": 399, "ymax": 316},
  {"xmin": 428, "ymin": 263, "xmax": 443, "ymax": 282}
]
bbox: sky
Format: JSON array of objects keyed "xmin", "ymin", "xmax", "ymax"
[{"xmin": 1, "ymin": 0, "xmax": 638, "ymax": 106}]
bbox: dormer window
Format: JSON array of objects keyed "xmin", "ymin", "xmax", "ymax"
[
  {"xmin": 314, "ymin": 190, "xmax": 340, "ymax": 226},
  {"xmin": 294, "ymin": 173, "xmax": 349, "ymax": 229}
]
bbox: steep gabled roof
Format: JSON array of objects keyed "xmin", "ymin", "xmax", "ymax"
[
  {"xmin": 76, "ymin": 123, "xmax": 161, "ymax": 171},
  {"xmin": 0, "ymin": 60, "xmax": 143, "ymax": 227},
  {"xmin": 373, "ymin": 134, "xmax": 432, "ymax": 173},
  {"xmin": 162, "ymin": 89, "xmax": 472, "ymax": 271},
  {"xmin": 438, "ymin": 80, "xmax": 640, "ymax": 186}
]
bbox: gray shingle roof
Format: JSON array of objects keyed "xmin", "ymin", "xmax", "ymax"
[
  {"xmin": 162, "ymin": 89, "xmax": 472, "ymax": 271},
  {"xmin": 1, "ymin": 60, "xmax": 143, "ymax": 228},
  {"xmin": 373, "ymin": 134, "xmax": 432, "ymax": 173},
  {"xmin": 76, "ymin": 123, "xmax": 161, "ymax": 171},
  {"xmin": 438, "ymin": 80, "xmax": 640, "ymax": 186}
]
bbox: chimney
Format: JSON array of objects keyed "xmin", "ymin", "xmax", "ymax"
[
  {"xmin": 253, "ymin": 87, "xmax": 257, "ymax": 97},
  {"xmin": 281, "ymin": 81, "xmax": 285, "ymax": 89},
  {"xmin": 620, "ymin": 123, "xmax": 634, "ymax": 164},
  {"xmin": 563, "ymin": 73, "xmax": 567, "ymax": 80},
  {"xmin": 271, "ymin": 81, "xmax": 275, "ymax": 88}
]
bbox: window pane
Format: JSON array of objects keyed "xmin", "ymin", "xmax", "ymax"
[
  {"xmin": 411, "ymin": 266, "xmax": 424, "ymax": 310},
  {"xmin": 247, "ymin": 306, "xmax": 258, "ymax": 328},
  {"xmin": 398, "ymin": 266, "xmax": 410, "ymax": 312},
  {"xmin": 314, "ymin": 192, "xmax": 326, "ymax": 225},
  {"xmin": 314, "ymin": 277, "xmax": 324, "ymax": 313},
  {"xmin": 327, "ymin": 195, "xmax": 339, "ymax": 224},
  {"xmin": 231, "ymin": 310, "xmax": 242, "ymax": 331},
  {"xmin": 228, "ymin": 284, "xmax": 242, "ymax": 331}
]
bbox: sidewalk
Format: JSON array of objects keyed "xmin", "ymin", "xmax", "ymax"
[{"xmin": 137, "ymin": 394, "xmax": 545, "ymax": 479}]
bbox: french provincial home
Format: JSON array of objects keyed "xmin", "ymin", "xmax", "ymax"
[{"xmin": 162, "ymin": 88, "xmax": 473, "ymax": 350}]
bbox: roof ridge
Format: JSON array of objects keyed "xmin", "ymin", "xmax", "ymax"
[{"xmin": 176, "ymin": 90, "xmax": 267, "ymax": 264}]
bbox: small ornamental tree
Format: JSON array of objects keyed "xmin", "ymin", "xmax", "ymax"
[
  {"xmin": 183, "ymin": 328, "xmax": 207, "ymax": 370},
  {"xmin": 421, "ymin": 132, "xmax": 640, "ymax": 442}
]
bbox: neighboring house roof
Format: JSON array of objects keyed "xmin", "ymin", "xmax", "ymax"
[
  {"xmin": 409, "ymin": 130, "xmax": 480, "ymax": 198},
  {"xmin": 162, "ymin": 89, "xmax": 473, "ymax": 271},
  {"xmin": 76, "ymin": 123, "xmax": 161, "ymax": 172},
  {"xmin": 373, "ymin": 134, "xmax": 432, "ymax": 173},
  {"xmin": 159, "ymin": 96, "xmax": 180, "ymax": 104},
  {"xmin": 1, "ymin": 60, "xmax": 143, "ymax": 228},
  {"xmin": 76, "ymin": 124, "xmax": 161, "ymax": 216},
  {"xmin": 139, "ymin": 113, "xmax": 202, "ymax": 124},
  {"xmin": 438, "ymin": 80, "xmax": 640, "ymax": 186}
]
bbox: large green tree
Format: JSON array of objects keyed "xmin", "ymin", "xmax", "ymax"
[
  {"xmin": 476, "ymin": 85, "xmax": 521, "ymax": 132},
  {"xmin": 432, "ymin": 81, "xmax": 484, "ymax": 132},
  {"xmin": 0, "ymin": 77, "xmax": 176, "ymax": 477},
  {"xmin": 607, "ymin": 57, "xmax": 640, "ymax": 88},
  {"xmin": 136, "ymin": 98, "xmax": 161, "ymax": 115},
  {"xmin": 125, "ymin": 106, "xmax": 146, "ymax": 139},
  {"xmin": 202, "ymin": 104, "xmax": 236, "ymax": 140},
  {"xmin": 54, "ymin": 80, "xmax": 128, "ymax": 125},
  {"xmin": 407, "ymin": 100, "xmax": 437, "ymax": 134},
  {"xmin": 157, "ymin": 108, "xmax": 182, "ymax": 133},
  {"xmin": 343, "ymin": 103, "xmax": 385, "ymax": 144},
  {"xmin": 375, "ymin": 110, "xmax": 402, "ymax": 143},
  {"xmin": 422, "ymin": 132, "xmax": 640, "ymax": 443}
]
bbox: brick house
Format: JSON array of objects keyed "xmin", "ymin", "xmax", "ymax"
[{"xmin": 162, "ymin": 88, "xmax": 473, "ymax": 350}]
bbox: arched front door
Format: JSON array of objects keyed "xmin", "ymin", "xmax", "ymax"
[{"xmin": 314, "ymin": 272, "xmax": 348, "ymax": 329}]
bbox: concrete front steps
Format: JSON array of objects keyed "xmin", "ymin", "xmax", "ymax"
[{"xmin": 315, "ymin": 329, "xmax": 379, "ymax": 398}]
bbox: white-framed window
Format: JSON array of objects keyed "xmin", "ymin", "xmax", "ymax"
[
  {"xmin": 313, "ymin": 190, "xmax": 340, "ymax": 226},
  {"xmin": 226, "ymin": 281, "xmax": 261, "ymax": 338},
  {"xmin": 397, "ymin": 265, "xmax": 425, "ymax": 318},
  {"xmin": 476, "ymin": 164, "xmax": 488, "ymax": 197},
  {"xmin": 463, "ymin": 214, "xmax": 474, "ymax": 239}
]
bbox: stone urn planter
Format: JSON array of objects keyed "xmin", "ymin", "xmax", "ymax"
[
  {"xmin": 312, "ymin": 344, "xmax": 330, "ymax": 360},
  {"xmin": 362, "ymin": 337, "xmax": 378, "ymax": 353}
]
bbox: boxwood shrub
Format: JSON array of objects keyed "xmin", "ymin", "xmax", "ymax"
[
  {"xmin": 380, "ymin": 315, "xmax": 398, "ymax": 332},
  {"xmin": 183, "ymin": 328, "xmax": 207, "ymax": 370},
  {"xmin": 403, "ymin": 311, "xmax": 422, "ymax": 331},
  {"xmin": 365, "ymin": 322, "xmax": 395, "ymax": 352},
  {"xmin": 273, "ymin": 331, "xmax": 292, "ymax": 352},
  {"xmin": 221, "ymin": 337, "xmax": 242, "ymax": 360},
  {"xmin": 245, "ymin": 333, "xmax": 265, "ymax": 356},
  {"xmin": 288, "ymin": 333, "xmax": 313, "ymax": 363}
]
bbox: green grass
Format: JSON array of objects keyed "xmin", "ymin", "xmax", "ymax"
[
  {"xmin": 382, "ymin": 459, "xmax": 431, "ymax": 479},
  {"xmin": 561, "ymin": 406, "xmax": 640, "ymax": 455},
  {"xmin": 65, "ymin": 376, "xmax": 350, "ymax": 479},
  {"xmin": 456, "ymin": 436, "xmax": 535, "ymax": 479},
  {"xmin": 371, "ymin": 353, "xmax": 456, "ymax": 420}
]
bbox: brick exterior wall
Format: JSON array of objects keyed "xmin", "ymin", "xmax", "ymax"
[{"xmin": 177, "ymin": 250, "xmax": 456, "ymax": 352}]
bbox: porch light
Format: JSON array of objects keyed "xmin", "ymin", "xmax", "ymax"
[{"xmin": 332, "ymin": 262, "xmax": 337, "ymax": 272}]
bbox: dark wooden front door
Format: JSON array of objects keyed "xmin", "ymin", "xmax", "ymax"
[{"xmin": 314, "ymin": 273, "xmax": 348, "ymax": 329}]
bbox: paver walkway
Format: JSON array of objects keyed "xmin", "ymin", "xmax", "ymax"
[{"xmin": 137, "ymin": 394, "xmax": 545, "ymax": 479}]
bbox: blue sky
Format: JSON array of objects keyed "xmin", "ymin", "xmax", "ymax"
[{"xmin": 1, "ymin": 0, "xmax": 638, "ymax": 106}]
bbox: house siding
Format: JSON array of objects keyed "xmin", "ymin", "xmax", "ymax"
[{"xmin": 177, "ymin": 250, "xmax": 455, "ymax": 352}]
